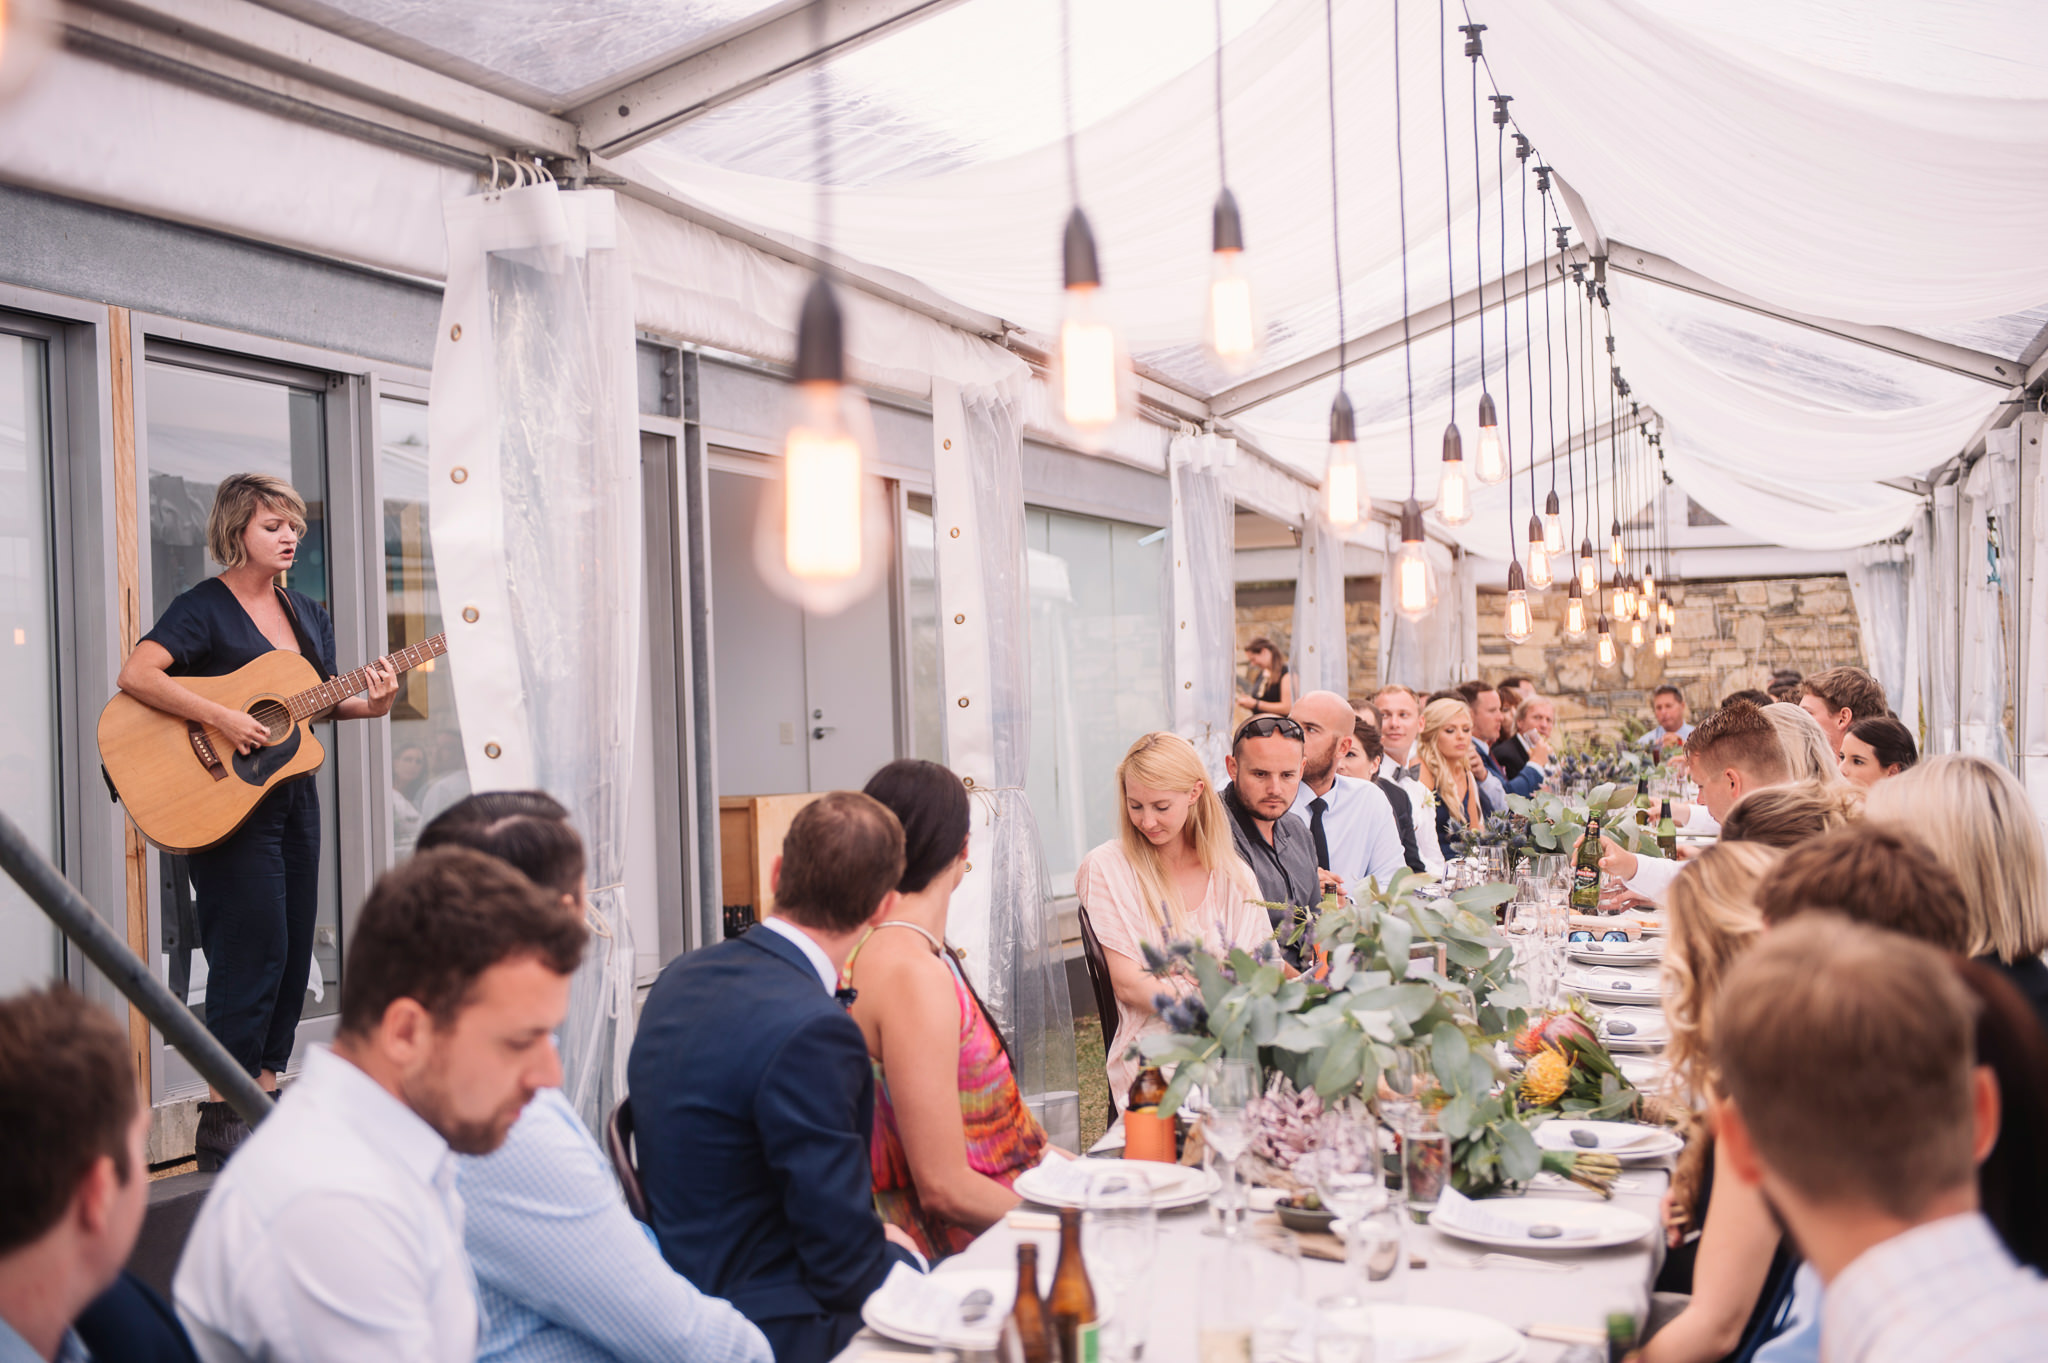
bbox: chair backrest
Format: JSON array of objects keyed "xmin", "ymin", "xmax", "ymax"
[
  {"xmin": 1075, "ymin": 903, "xmax": 1121, "ymax": 1110},
  {"xmin": 606, "ymin": 1097, "xmax": 650, "ymax": 1224}
]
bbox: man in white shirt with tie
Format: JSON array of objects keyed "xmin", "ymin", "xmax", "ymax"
[
  {"xmin": 1287, "ymin": 690, "xmax": 1409, "ymax": 895},
  {"xmin": 1370, "ymin": 685, "xmax": 1445, "ymax": 870},
  {"xmin": 176, "ymin": 847, "xmax": 588, "ymax": 1363}
]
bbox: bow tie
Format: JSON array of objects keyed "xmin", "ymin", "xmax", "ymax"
[{"xmin": 1402, "ymin": 763, "xmax": 1423, "ymax": 782}]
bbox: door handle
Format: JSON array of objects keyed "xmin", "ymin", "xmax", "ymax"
[{"xmin": 812, "ymin": 726, "xmax": 836, "ymax": 740}]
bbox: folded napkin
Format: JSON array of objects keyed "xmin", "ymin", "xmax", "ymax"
[
  {"xmin": 865, "ymin": 1264, "xmax": 1009, "ymax": 1348},
  {"xmin": 1549, "ymin": 1123, "xmax": 1665, "ymax": 1151},
  {"xmin": 1434, "ymin": 1187, "xmax": 1598, "ymax": 1241},
  {"xmin": 1023, "ymin": 1154, "xmax": 1100, "ymax": 1202}
]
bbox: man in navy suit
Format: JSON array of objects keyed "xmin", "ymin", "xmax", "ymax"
[
  {"xmin": 629, "ymin": 791, "xmax": 923, "ymax": 1363},
  {"xmin": 0, "ymin": 987, "xmax": 197, "ymax": 1363}
]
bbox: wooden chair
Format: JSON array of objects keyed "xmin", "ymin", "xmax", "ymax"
[
  {"xmin": 605, "ymin": 1097, "xmax": 649, "ymax": 1224},
  {"xmin": 1075, "ymin": 904, "xmax": 1123, "ymax": 1112}
]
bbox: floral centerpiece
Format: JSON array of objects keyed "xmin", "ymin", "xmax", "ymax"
[
  {"xmin": 1137, "ymin": 873, "xmax": 1649, "ymax": 1198},
  {"xmin": 1510, "ymin": 780, "xmax": 1670, "ymax": 863}
]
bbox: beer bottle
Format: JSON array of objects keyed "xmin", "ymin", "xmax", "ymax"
[
  {"xmin": 1571, "ymin": 812, "xmax": 1606, "ymax": 911},
  {"xmin": 1048, "ymin": 1207, "xmax": 1099, "ymax": 1363},
  {"xmin": 1127, "ymin": 1065, "xmax": 1169, "ymax": 1113},
  {"xmin": 1657, "ymin": 799, "xmax": 1678, "ymax": 859},
  {"xmin": 1011, "ymin": 1243, "xmax": 1054, "ymax": 1363},
  {"xmin": 1633, "ymin": 778, "xmax": 1652, "ymax": 826}
]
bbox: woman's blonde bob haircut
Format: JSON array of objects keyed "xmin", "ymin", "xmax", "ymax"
[
  {"xmin": 1864, "ymin": 753, "xmax": 2048, "ymax": 961},
  {"xmin": 1663, "ymin": 840, "xmax": 1781, "ymax": 1103},
  {"xmin": 207, "ymin": 474, "xmax": 308, "ymax": 574},
  {"xmin": 1763, "ymin": 701, "xmax": 1840, "ymax": 784},
  {"xmin": 1114, "ymin": 731, "xmax": 1255, "ymax": 935}
]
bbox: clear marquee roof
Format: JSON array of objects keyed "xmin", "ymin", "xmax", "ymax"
[{"xmin": 254, "ymin": 0, "xmax": 2048, "ymax": 558}]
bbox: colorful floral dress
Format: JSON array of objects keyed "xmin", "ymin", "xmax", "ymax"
[{"xmin": 849, "ymin": 922, "xmax": 1048, "ymax": 1260}]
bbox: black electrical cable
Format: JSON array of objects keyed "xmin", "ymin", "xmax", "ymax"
[
  {"xmin": 1497, "ymin": 116, "xmax": 1515, "ymax": 565},
  {"xmin": 1438, "ymin": 0, "xmax": 1456, "ymax": 421},
  {"xmin": 1518, "ymin": 137, "xmax": 1538, "ymax": 532},
  {"xmin": 1325, "ymin": 0, "xmax": 1348, "ymax": 399},
  {"xmin": 1395, "ymin": 0, "xmax": 1418, "ymax": 493},
  {"xmin": 1465, "ymin": 22, "xmax": 1489, "ymax": 436},
  {"xmin": 1059, "ymin": 0, "xmax": 1079, "ymax": 206},
  {"xmin": 1538, "ymin": 175, "xmax": 1558, "ymax": 513},
  {"xmin": 1213, "ymin": 0, "xmax": 1228, "ymax": 188}
]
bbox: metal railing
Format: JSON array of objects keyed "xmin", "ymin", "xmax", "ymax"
[{"xmin": 0, "ymin": 809, "xmax": 273, "ymax": 1124}]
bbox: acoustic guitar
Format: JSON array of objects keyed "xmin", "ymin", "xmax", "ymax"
[{"xmin": 98, "ymin": 634, "xmax": 448, "ymax": 854}]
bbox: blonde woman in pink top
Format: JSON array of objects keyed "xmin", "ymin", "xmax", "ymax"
[{"xmin": 1074, "ymin": 731, "xmax": 1273, "ymax": 1096}]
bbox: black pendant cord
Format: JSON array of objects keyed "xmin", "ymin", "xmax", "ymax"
[
  {"xmin": 1394, "ymin": 0, "xmax": 1418, "ymax": 496},
  {"xmin": 1324, "ymin": 0, "xmax": 1348, "ymax": 403},
  {"xmin": 1059, "ymin": 0, "xmax": 1080, "ymax": 208},
  {"xmin": 1580, "ymin": 275, "xmax": 1594, "ymax": 538},
  {"xmin": 1465, "ymin": 23, "xmax": 1488, "ymax": 416},
  {"xmin": 809, "ymin": 0, "xmax": 833, "ymax": 268},
  {"xmin": 1496, "ymin": 116, "xmax": 1515, "ymax": 566},
  {"xmin": 1213, "ymin": 0, "xmax": 1228, "ymax": 188},
  {"xmin": 1558, "ymin": 245, "xmax": 1575, "ymax": 551},
  {"xmin": 1517, "ymin": 139, "xmax": 1537, "ymax": 524},
  {"xmin": 1538, "ymin": 176, "xmax": 1558, "ymax": 510},
  {"xmin": 1437, "ymin": 0, "xmax": 1456, "ymax": 424}
]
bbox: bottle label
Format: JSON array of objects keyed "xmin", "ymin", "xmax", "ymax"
[{"xmin": 1075, "ymin": 1319, "xmax": 1100, "ymax": 1363}]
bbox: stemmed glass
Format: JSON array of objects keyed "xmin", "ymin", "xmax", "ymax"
[
  {"xmin": 1084, "ymin": 1172, "xmax": 1156, "ymax": 1363},
  {"xmin": 1301, "ymin": 1105, "xmax": 1389, "ymax": 1303},
  {"xmin": 1201, "ymin": 1059, "xmax": 1258, "ymax": 1239}
]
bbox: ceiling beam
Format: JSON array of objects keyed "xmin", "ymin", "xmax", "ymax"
[
  {"xmin": 571, "ymin": 0, "xmax": 972, "ymax": 158},
  {"xmin": 69, "ymin": 0, "xmax": 578, "ymax": 156},
  {"xmin": 1605, "ymin": 240, "xmax": 2022, "ymax": 388},
  {"xmin": 1209, "ymin": 247, "xmax": 1590, "ymax": 418}
]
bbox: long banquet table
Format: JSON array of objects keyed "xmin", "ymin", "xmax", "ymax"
[{"xmin": 832, "ymin": 1137, "xmax": 1670, "ymax": 1362}]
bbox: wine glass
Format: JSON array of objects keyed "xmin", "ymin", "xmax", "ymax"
[
  {"xmin": 1084, "ymin": 1172, "xmax": 1156, "ymax": 1363},
  {"xmin": 1302, "ymin": 1106, "xmax": 1386, "ymax": 1301},
  {"xmin": 1202, "ymin": 1059, "xmax": 1258, "ymax": 1239}
]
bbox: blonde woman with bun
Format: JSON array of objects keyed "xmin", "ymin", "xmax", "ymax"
[
  {"xmin": 1415, "ymin": 698, "xmax": 1486, "ymax": 856},
  {"xmin": 1074, "ymin": 732, "xmax": 1271, "ymax": 1095},
  {"xmin": 1762, "ymin": 702, "xmax": 1840, "ymax": 785},
  {"xmin": 1643, "ymin": 842, "xmax": 1787, "ymax": 1363},
  {"xmin": 1866, "ymin": 753, "xmax": 2048, "ymax": 1030}
]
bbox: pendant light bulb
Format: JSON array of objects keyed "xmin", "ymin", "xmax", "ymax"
[
  {"xmin": 1654, "ymin": 620, "xmax": 1673, "ymax": 658},
  {"xmin": 1324, "ymin": 390, "xmax": 1364, "ymax": 530},
  {"xmin": 1564, "ymin": 579, "xmax": 1587, "ymax": 638},
  {"xmin": 1205, "ymin": 189, "xmax": 1258, "ymax": 371},
  {"xmin": 1473, "ymin": 391, "xmax": 1506, "ymax": 484},
  {"xmin": 1437, "ymin": 422, "xmax": 1471, "ymax": 526},
  {"xmin": 1058, "ymin": 208, "xmax": 1123, "ymax": 431},
  {"xmin": 1629, "ymin": 617, "xmax": 1646, "ymax": 649},
  {"xmin": 1525, "ymin": 515, "xmax": 1552, "ymax": 590},
  {"xmin": 1542, "ymin": 489, "xmax": 1565, "ymax": 554},
  {"xmin": 1394, "ymin": 499, "xmax": 1438, "ymax": 619},
  {"xmin": 1642, "ymin": 564, "xmax": 1657, "ymax": 603},
  {"xmin": 1596, "ymin": 615, "xmax": 1617, "ymax": 668},
  {"xmin": 1503, "ymin": 560, "xmax": 1532, "ymax": 644},
  {"xmin": 1636, "ymin": 590, "xmax": 1652, "ymax": 623},
  {"xmin": 783, "ymin": 278, "xmax": 866, "ymax": 586},
  {"xmin": 1660, "ymin": 598, "xmax": 1675, "ymax": 628},
  {"xmin": 1609, "ymin": 521, "xmax": 1624, "ymax": 569},
  {"xmin": 1577, "ymin": 539, "xmax": 1597, "ymax": 596},
  {"xmin": 1610, "ymin": 570, "xmax": 1629, "ymax": 622}
]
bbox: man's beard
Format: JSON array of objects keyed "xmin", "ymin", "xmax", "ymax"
[
  {"xmin": 1301, "ymin": 743, "xmax": 1335, "ymax": 788},
  {"xmin": 404, "ymin": 1065, "xmax": 530, "ymax": 1155}
]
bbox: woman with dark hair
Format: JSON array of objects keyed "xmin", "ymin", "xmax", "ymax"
[
  {"xmin": 1234, "ymin": 637, "xmax": 1293, "ymax": 715},
  {"xmin": 1839, "ymin": 714, "xmax": 1917, "ymax": 789},
  {"xmin": 848, "ymin": 760, "xmax": 1051, "ymax": 1258}
]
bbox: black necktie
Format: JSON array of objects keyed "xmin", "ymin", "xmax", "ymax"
[{"xmin": 1308, "ymin": 796, "xmax": 1331, "ymax": 871}]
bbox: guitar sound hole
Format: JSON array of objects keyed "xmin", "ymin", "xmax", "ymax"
[{"xmin": 247, "ymin": 699, "xmax": 292, "ymax": 744}]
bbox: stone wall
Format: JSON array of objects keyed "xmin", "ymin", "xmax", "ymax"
[
  {"xmin": 1235, "ymin": 574, "xmax": 1864, "ymax": 745},
  {"xmin": 1475, "ymin": 575, "xmax": 1865, "ymax": 745}
]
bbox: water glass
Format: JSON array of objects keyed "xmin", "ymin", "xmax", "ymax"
[
  {"xmin": 1202, "ymin": 1059, "xmax": 1258, "ymax": 1239},
  {"xmin": 1197, "ymin": 1239, "xmax": 1256, "ymax": 1363},
  {"xmin": 1085, "ymin": 1173, "xmax": 1156, "ymax": 1362},
  {"xmin": 1400, "ymin": 1113, "xmax": 1450, "ymax": 1221}
]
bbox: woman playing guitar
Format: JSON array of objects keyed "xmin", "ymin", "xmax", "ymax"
[{"xmin": 116, "ymin": 473, "xmax": 398, "ymax": 1169}]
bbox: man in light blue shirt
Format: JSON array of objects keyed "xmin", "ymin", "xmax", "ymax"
[
  {"xmin": 1636, "ymin": 684, "xmax": 1694, "ymax": 752},
  {"xmin": 1288, "ymin": 691, "xmax": 1410, "ymax": 894}
]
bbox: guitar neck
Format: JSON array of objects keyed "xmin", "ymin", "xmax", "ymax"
[{"xmin": 286, "ymin": 634, "xmax": 449, "ymax": 720}]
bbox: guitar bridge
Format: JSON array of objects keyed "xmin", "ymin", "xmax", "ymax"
[{"xmin": 187, "ymin": 722, "xmax": 229, "ymax": 782}]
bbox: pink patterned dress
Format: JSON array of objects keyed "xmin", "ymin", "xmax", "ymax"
[{"xmin": 848, "ymin": 923, "xmax": 1048, "ymax": 1260}]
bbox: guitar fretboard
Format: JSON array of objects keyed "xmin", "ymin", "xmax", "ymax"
[{"xmin": 285, "ymin": 633, "xmax": 449, "ymax": 720}]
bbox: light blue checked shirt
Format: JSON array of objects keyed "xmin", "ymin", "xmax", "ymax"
[{"xmin": 461, "ymin": 1088, "xmax": 771, "ymax": 1363}]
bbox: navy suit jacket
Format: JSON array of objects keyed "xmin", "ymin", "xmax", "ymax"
[
  {"xmin": 628, "ymin": 926, "xmax": 911, "ymax": 1363},
  {"xmin": 74, "ymin": 1271, "xmax": 199, "ymax": 1363},
  {"xmin": 1477, "ymin": 737, "xmax": 1545, "ymax": 799}
]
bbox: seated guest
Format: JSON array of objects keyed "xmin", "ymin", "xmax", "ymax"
[
  {"xmin": 1457, "ymin": 680, "xmax": 1545, "ymax": 800},
  {"xmin": 1716, "ymin": 781, "xmax": 1859, "ymax": 850},
  {"xmin": 1721, "ymin": 688, "xmax": 1773, "ymax": 709},
  {"xmin": 1764, "ymin": 668, "xmax": 1804, "ymax": 704},
  {"xmin": 177, "ymin": 849, "xmax": 587, "ymax": 1363},
  {"xmin": 1596, "ymin": 700, "xmax": 1791, "ymax": 903},
  {"xmin": 1755, "ymin": 827, "xmax": 1969, "ymax": 953},
  {"xmin": 0, "ymin": 987, "xmax": 191, "ymax": 1363},
  {"xmin": 1866, "ymin": 755, "xmax": 2048, "ymax": 1032},
  {"xmin": 848, "ymin": 761, "xmax": 1050, "ymax": 1260},
  {"xmin": 1640, "ymin": 844, "xmax": 1785, "ymax": 1363},
  {"xmin": 1838, "ymin": 714, "xmax": 1916, "ymax": 789},
  {"xmin": 1763, "ymin": 703, "xmax": 1842, "ymax": 784},
  {"xmin": 1496, "ymin": 674, "xmax": 1536, "ymax": 710},
  {"xmin": 1234, "ymin": 636, "xmax": 1293, "ymax": 716},
  {"xmin": 1795, "ymin": 666, "xmax": 1888, "ymax": 757},
  {"xmin": 629, "ymin": 793, "xmax": 921, "ymax": 1363},
  {"xmin": 1490, "ymin": 693, "xmax": 1556, "ymax": 782},
  {"xmin": 1637, "ymin": 684, "xmax": 1694, "ymax": 753},
  {"xmin": 1340, "ymin": 720, "xmax": 1425, "ymax": 873},
  {"xmin": 415, "ymin": 794, "xmax": 771, "ymax": 1363},
  {"xmin": 1372, "ymin": 685, "xmax": 1448, "ymax": 870},
  {"xmin": 1287, "ymin": 692, "xmax": 1409, "ymax": 898},
  {"xmin": 1075, "ymin": 732, "xmax": 1271, "ymax": 1098},
  {"xmin": 1414, "ymin": 698, "xmax": 1488, "ymax": 855},
  {"xmin": 1221, "ymin": 716, "xmax": 1324, "ymax": 965},
  {"xmin": 1712, "ymin": 917, "xmax": 2048, "ymax": 1361},
  {"xmin": 1353, "ymin": 695, "xmax": 1381, "ymax": 729}
]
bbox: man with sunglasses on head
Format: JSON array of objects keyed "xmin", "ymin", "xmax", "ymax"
[{"xmin": 1222, "ymin": 714, "xmax": 1324, "ymax": 967}]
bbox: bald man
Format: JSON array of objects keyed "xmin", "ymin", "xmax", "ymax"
[{"xmin": 1287, "ymin": 691, "xmax": 1409, "ymax": 895}]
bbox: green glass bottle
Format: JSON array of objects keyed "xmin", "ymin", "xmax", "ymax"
[
  {"xmin": 1657, "ymin": 798, "xmax": 1678, "ymax": 859},
  {"xmin": 1571, "ymin": 812, "xmax": 1606, "ymax": 911}
]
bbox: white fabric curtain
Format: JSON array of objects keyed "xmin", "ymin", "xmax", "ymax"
[
  {"xmin": 1845, "ymin": 542, "xmax": 1915, "ymax": 729},
  {"xmin": 2017, "ymin": 414, "xmax": 2048, "ymax": 831},
  {"xmin": 428, "ymin": 183, "xmax": 641, "ymax": 1131},
  {"xmin": 1168, "ymin": 441, "xmax": 1237, "ymax": 790},
  {"xmin": 931, "ymin": 380, "xmax": 1079, "ymax": 1153},
  {"xmin": 1925, "ymin": 483, "xmax": 1964, "ymax": 755},
  {"xmin": 1959, "ymin": 432, "xmax": 2020, "ymax": 764},
  {"xmin": 1291, "ymin": 518, "xmax": 1347, "ymax": 699}
]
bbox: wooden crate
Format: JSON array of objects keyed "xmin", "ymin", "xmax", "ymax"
[{"xmin": 718, "ymin": 792, "xmax": 823, "ymax": 934}]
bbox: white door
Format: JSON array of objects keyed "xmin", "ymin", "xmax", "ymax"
[{"xmin": 707, "ymin": 465, "xmax": 899, "ymax": 796}]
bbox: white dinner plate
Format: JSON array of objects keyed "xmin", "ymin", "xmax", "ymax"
[
  {"xmin": 1534, "ymin": 1119, "xmax": 1684, "ymax": 1164},
  {"xmin": 1566, "ymin": 939, "xmax": 1664, "ymax": 967},
  {"xmin": 1564, "ymin": 968, "xmax": 1666, "ymax": 1005},
  {"xmin": 859, "ymin": 1268, "xmax": 1015, "ymax": 1349},
  {"xmin": 1308, "ymin": 1303, "xmax": 1525, "ymax": 1363},
  {"xmin": 1011, "ymin": 1157, "xmax": 1219, "ymax": 1210},
  {"xmin": 1431, "ymin": 1195, "xmax": 1654, "ymax": 1252},
  {"xmin": 1616, "ymin": 1055, "xmax": 1672, "ymax": 1091},
  {"xmin": 1594, "ymin": 1007, "xmax": 1669, "ymax": 1051}
]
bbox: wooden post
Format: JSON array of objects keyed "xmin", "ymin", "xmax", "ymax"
[{"xmin": 108, "ymin": 306, "xmax": 151, "ymax": 1089}]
